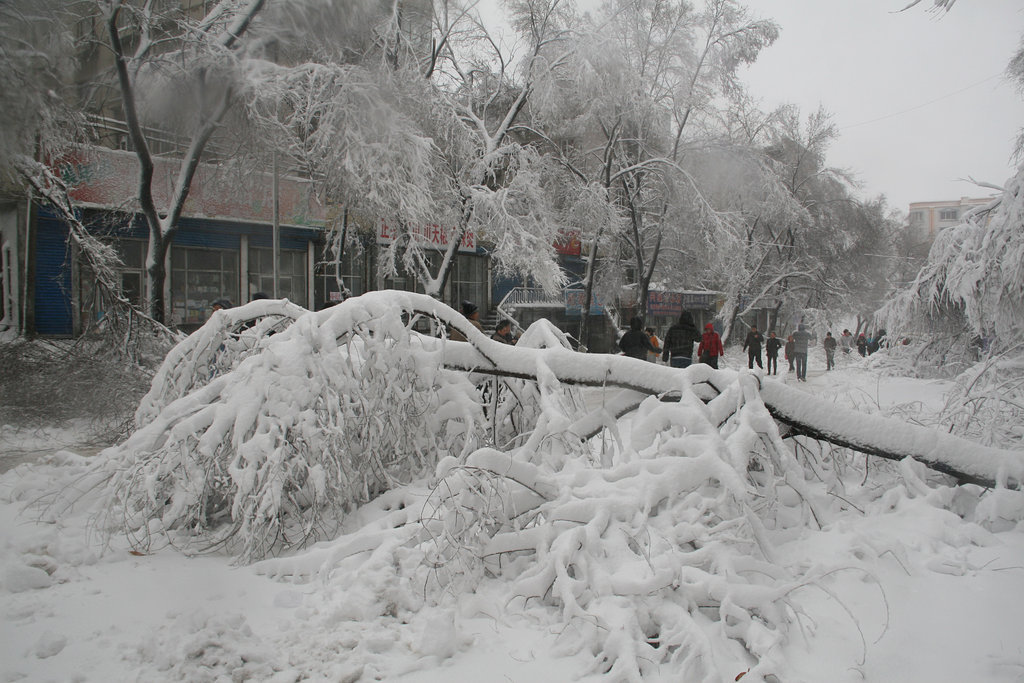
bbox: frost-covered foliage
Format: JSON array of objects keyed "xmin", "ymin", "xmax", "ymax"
[
  {"xmin": 936, "ymin": 349, "xmax": 1024, "ymax": 449},
  {"xmin": 51, "ymin": 291, "xmax": 1024, "ymax": 680},
  {"xmin": 253, "ymin": 368, "xmax": 856, "ymax": 681},
  {"xmin": 89, "ymin": 293, "xmax": 491, "ymax": 562},
  {"xmin": 134, "ymin": 299, "xmax": 307, "ymax": 427},
  {"xmin": 881, "ymin": 168, "xmax": 1023, "ymax": 349}
]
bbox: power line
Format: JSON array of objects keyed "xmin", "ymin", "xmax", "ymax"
[{"xmin": 840, "ymin": 72, "xmax": 1004, "ymax": 130}]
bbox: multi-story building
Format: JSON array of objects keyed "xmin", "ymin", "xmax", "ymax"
[{"xmin": 907, "ymin": 196, "xmax": 995, "ymax": 243}]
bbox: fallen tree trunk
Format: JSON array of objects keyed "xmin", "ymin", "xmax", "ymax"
[
  {"xmin": 758, "ymin": 382, "xmax": 1023, "ymax": 489},
  {"xmin": 437, "ymin": 337, "xmax": 1024, "ymax": 490}
]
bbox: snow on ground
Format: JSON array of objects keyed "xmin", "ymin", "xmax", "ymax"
[{"xmin": 2, "ymin": 347, "xmax": 1024, "ymax": 682}]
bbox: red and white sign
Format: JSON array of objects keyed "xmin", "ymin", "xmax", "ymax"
[{"xmin": 378, "ymin": 220, "xmax": 476, "ymax": 253}]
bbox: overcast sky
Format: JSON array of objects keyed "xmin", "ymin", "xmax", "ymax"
[{"xmin": 740, "ymin": 1, "xmax": 1024, "ymax": 213}]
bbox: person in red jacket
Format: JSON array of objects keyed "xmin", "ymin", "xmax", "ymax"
[{"xmin": 697, "ymin": 322, "xmax": 724, "ymax": 368}]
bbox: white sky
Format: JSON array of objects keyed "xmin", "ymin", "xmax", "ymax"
[{"xmin": 741, "ymin": 1, "xmax": 1024, "ymax": 212}]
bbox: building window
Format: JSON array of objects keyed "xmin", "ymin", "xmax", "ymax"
[
  {"xmin": 450, "ymin": 254, "xmax": 488, "ymax": 312},
  {"xmin": 76, "ymin": 238, "xmax": 147, "ymax": 328},
  {"xmin": 170, "ymin": 246, "xmax": 238, "ymax": 328},
  {"xmin": 909, "ymin": 211, "xmax": 924, "ymax": 225},
  {"xmin": 314, "ymin": 242, "xmax": 366, "ymax": 307},
  {"xmin": 248, "ymin": 247, "xmax": 307, "ymax": 305},
  {"xmin": 117, "ymin": 239, "xmax": 147, "ymax": 308},
  {"xmin": 939, "ymin": 209, "xmax": 959, "ymax": 221}
]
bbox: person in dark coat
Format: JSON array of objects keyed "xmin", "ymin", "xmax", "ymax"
[
  {"xmin": 449, "ymin": 300, "xmax": 483, "ymax": 342},
  {"xmin": 823, "ymin": 331, "xmax": 837, "ymax": 370},
  {"xmin": 765, "ymin": 331, "xmax": 782, "ymax": 375},
  {"xmin": 856, "ymin": 333, "xmax": 868, "ymax": 357},
  {"xmin": 697, "ymin": 322, "xmax": 724, "ymax": 369},
  {"xmin": 742, "ymin": 324, "xmax": 764, "ymax": 369},
  {"xmin": 618, "ymin": 317, "xmax": 659, "ymax": 360},
  {"xmin": 661, "ymin": 311, "xmax": 702, "ymax": 368},
  {"xmin": 793, "ymin": 323, "xmax": 812, "ymax": 381},
  {"xmin": 619, "ymin": 316, "xmax": 659, "ymax": 360},
  {"xmin": 784, "ymin": 334, "xmax": 795, "ymax": 371}
]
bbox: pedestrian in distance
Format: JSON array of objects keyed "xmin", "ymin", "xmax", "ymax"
[
  {"xmin": 492, "ymin": 319, "xmax": 517, "ymax": 345},
  {"xmin": 823, "ymin": 331, "xmax": 837, "ymax": 371},
  {"xmin": 449, "ymin": 300, "xmax": 483, "ymax": 342},
  {"xmin": 697, "ymin": 322, "xmax": 724, "ymax": 369},
  {"xmin": 619, "ymin": 316, "xmax": 660, "ymax": 360},
  {"xmin": 856, "ymin": 333, "xmax": 868, "ymax": 357},
  {"xmin": 765, "ymin": 331, "xmax": 782, "ymax": 375},
  {"xmin": 793, "ymin": 323, "xmax": 812, "ymax": 381},
  {"xmin": 840, "ymin": 329, "xmax": 853, "ymax": 355},
  {"xmin": 784, "ymin": 334, "xmax": 795, "ymax": 372},
  {"xmin": 645, "ymin": 327, "xmax": 662, "ymax": 363},
  {"xmin": 211, "ymin": 298, "xmax": 232, "ymax": 312},
  {"xmin": 662, "ymin": 311, "xmax": 702, "ymax": 368},
  {"xmin": 742, "ymin": 324, "xmax": 764, "ymax": 370}
]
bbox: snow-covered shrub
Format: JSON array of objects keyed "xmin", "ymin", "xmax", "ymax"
[
  {"xmin": 91, "ymin": 293, "xmax": 488, "ymax": 562},
  {"xmin": 134, "ymin": 299, "xmax": 307, "ymax": 427}
]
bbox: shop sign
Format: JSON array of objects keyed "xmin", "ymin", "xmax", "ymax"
[
  {"xmin": 553, "ymin": 229, "xmax": 581, "ymax": 256},
  {"xmin": 378, "ymin": 220, "xmax": 475, "ymax": 253},
  {"xmin": 565, "ymin": 289, "xmax": 604, "ymax": 316}
]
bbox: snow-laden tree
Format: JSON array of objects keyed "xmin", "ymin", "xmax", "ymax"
[
  {"xmin": 879, "ymin": 4, "xmax": 1024, "ymax": 446},
  {"xmin": 0, "ymin": 0, "xmax": 179, "ymax": 350},
  {"xmin": 692, "ymin": 105, "xmax": 899, "ymax": 342},
  {"xmin": 69, "ymin": 290, "xmax": 1024, "ymax": 680},
  {"xmin": 531, "ymin": 0, "xmax": 779, "ymax": 335},
  {"xmin": 396, "ymin": 0, "xmax": 577, "ymax": 299}
]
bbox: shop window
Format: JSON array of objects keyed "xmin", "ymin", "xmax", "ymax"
[
  {"xmin": 450, "ymin": 254, "xmax": 488, "ymax": 311},
  {"xmin": 248, "ymin": 247, "xmax": 307, "ymax": 305},
  {"xmin": 314, "ymin": 242, "xmax": 366, "ymax": 308},
  {"xmin": 170, "ymin": 246, "xmax": 238, "ymax": 328},
  {"xmin": 76, "ymin": 238, "xmax": 147, "ymax": 329}
]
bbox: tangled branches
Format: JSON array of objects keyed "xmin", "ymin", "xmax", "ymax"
[{"xmin": 91, "ymin": 294, "xmax": 489, "ymax": 562}]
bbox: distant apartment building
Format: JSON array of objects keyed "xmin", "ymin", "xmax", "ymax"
[{"xmin": 907, "ymin": 196, "xmax": 995, "ymax": 243}]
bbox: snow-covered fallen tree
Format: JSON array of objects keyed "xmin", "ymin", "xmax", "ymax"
[{"xmin": 67, "ymin": 290, "xmax": 1024, "ymax": 680}]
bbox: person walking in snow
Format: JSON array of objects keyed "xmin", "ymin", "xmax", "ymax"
[
  {"xmin": 697, "ymin": 322, "xmax": 724, "ymax": 369},
  {"xmin": 851, "ymin": 331, "xmax": 868, "ymax": 358},
  {"xmin": 823, "ymin": 331, "xmax": 837, "ymax": 371},
  {"xmin": 619, "ymin": 316, "xmax": 659, "ymax": 360},
  {"xmin": 662, "ymin": 311, "xmax": 701, "ymax": 368},
  {"xmin": 742, "ymin": 324, "xmax": 764, "ymax": 370},
  {"xmin": 793, "ymin": 323, "xmax": 812, "ymax": 381},
  {"xmin": 840, "ymin": 329, "xmax": 853, "ymax": 355},
  {"xmin": 765, "ymin": 331, "xmax": 782, "ymax": 375},
  {"xmin": 784, "ymin": 334, "xmax": 796, "ymax": 372}
]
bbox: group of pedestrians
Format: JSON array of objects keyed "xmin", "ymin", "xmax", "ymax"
[
  {"xmin": 739, "ymin": 322, "xmax": 813, "ymax": 381},
  {"xmin": 624, "ymin": 311, "xmax": 727, "ymax": 369}
]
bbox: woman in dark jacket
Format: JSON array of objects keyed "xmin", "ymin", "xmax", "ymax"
[
  {"xmin": 619, "ymin": 316, "xmax": 659, "ymax": 360},
  {"xmin": 784, "ymin": 334, "xmax": 796, "ymax": 372}
]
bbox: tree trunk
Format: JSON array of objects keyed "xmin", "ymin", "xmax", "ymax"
[{"xmin": 147, "ymin": 230, "xmax": 169, "ymax": 323}]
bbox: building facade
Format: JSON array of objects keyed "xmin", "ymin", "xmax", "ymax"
[{"xmin": 907, "ymin": 196, "xmax": 995, "ymax": 243}]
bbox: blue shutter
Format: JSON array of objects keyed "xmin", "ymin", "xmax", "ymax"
[{"xmin": 34, "ymin": 215, "xmax": 73, "ymax": 336}]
